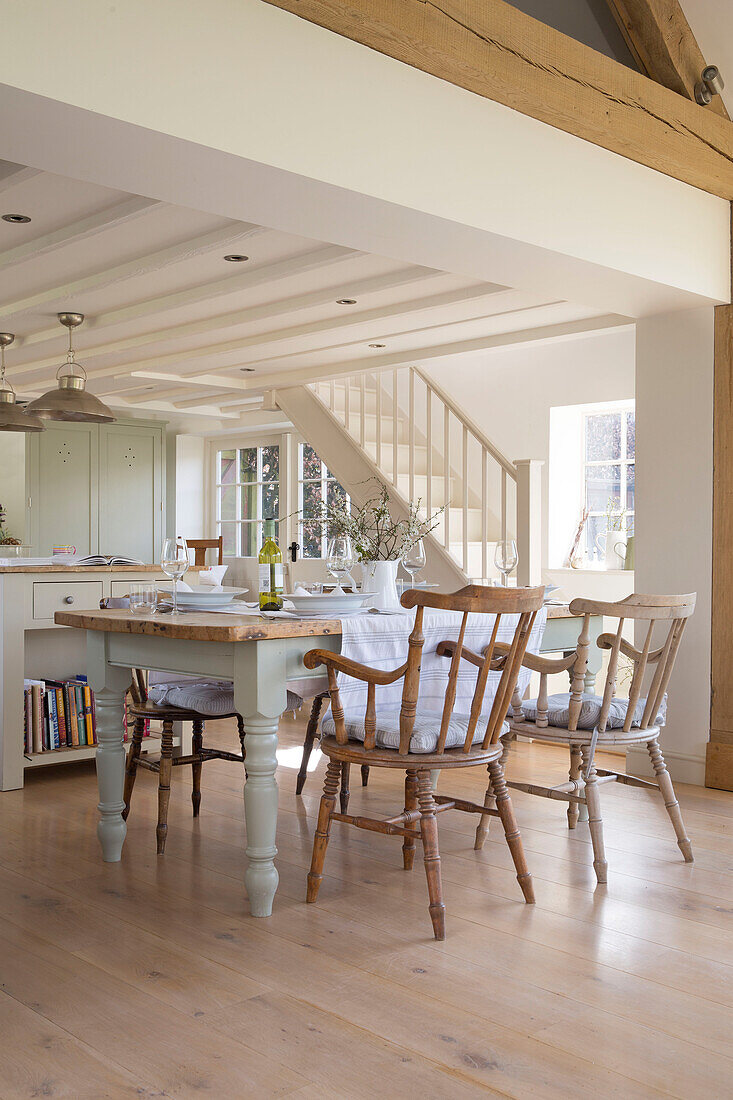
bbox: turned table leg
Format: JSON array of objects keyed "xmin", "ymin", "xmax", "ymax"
[
  {"xmin": 234, "ymin": 640, "xmax": 288, "ymax": 918},
  {"xmin": 87, "ymin": 633, "xmax": 130, "ymax": 863}
]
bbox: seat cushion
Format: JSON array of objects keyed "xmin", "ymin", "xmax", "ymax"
[
  {"xmin": 520, "ymin": 692, "xmax": 667, "ymax": 732},
  {"xmin": 321, "ymin": 707, "xmax": 509, "ymax": 754},
  {"xmin": 147, "ymin": 679, "xmax": 303, "ymax": 718}
]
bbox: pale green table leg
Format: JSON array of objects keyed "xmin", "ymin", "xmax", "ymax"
[
  {"xmin": 87, "ymin": 632, "xmax": 130, "ymax": 862},
  {"xmin": 234, "ymin": 640, "xmax": 288, "ymax": 918}
]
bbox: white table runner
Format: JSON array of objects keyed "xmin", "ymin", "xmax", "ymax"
[{"xmin": 335, "ymin": 606, "xmax": 546, "ymax": 715}]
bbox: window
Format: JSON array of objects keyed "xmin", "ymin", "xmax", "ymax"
[
  {"xmin": 298, "ymin": 443, "xmax": 349, "ymax": 558},
  {"xmin": 583, "ymin": 406, "xmax": 635, "ymax": 557},
  {"xmin": 215, "ymin": 444, "xmax": 279, "ymax": 556}
]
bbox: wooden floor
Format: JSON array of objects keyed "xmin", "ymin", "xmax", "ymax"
[{"xmin": 1, "ymin": 713, "xmax": 733, "ymax": 1099}]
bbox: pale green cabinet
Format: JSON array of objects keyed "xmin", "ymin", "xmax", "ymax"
[{"xmin": 27, "ymin": 419, "xmax": 165, "ymax": 559}]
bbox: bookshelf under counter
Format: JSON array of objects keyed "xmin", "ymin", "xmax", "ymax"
[{"xmin": 0, "ymin": 565, "xmax": 201, "ymax": 791}]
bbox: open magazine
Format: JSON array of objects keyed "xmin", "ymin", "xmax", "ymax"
[{"xmin": 72, "ymin": 554, "xmax": 145, "ymax": 566}]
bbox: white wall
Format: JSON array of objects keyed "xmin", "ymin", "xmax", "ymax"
[
  {"xmin": 631, "ymin": 308, "xmax": 714, "ymax": 785},
  {"xmin": 175, "ymin": 434, "xmax": 206, "ymax": 542},
  {"xmin": 423, "ymin": 326, "xmax": 636, "ymax": 578},
  {"xmin": 0, "ymin": 434, "xmax": 27, "ymax": 542}
]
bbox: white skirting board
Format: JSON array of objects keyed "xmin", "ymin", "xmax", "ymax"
[{"xmin": 626, "ymin": 746, "xmax": 705, "ymax": 787}]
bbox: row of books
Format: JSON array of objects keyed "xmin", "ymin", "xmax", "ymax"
[{"xmin": 23, "ymin": 677, "xmax": 96, "ymax": 754}]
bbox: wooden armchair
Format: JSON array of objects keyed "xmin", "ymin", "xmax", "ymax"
[
  {"xmin": 302, "ymin": 583, "xmax": 545, "ymax": 939},
  {"xmin": 472, "ymin": 593, "xmax": 696, "ymax": 884}
]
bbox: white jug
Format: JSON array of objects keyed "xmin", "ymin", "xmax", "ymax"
[{"xmin": 595, "ymin": 529, "xmax": 627, "ymax": 570}]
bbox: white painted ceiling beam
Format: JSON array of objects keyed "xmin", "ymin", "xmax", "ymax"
[
  {"xmin": 263, "ymin": 315, "xmax": 634, "ymax": 392},
  {"xmin": 0, "ymin": 163, "xmax": 40, "ymax": 194},
  {"xmin": 16, "ymin": 263, "xmax": 426, "ymax": 359},
  {"xmin": 71, "ymin": 283, "xmax": 511, "ymax": 382},
  {"xmin": 10, "ymin": 243, "xmax": 359, "ymax": 375},
  {"xmin": 0, "ymin": 195, "xmax": 161, "ymax": 270},
  {"xmin": 2, "ymin": 222, "xmax": 259, "ymax": 318}
]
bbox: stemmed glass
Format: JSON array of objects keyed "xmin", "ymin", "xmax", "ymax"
[
  {"xmin": 494, "ymin": 539, "xmax": 518, "ymax": 586},
  {"xmin": 326, "ymin": 536, "xmax": 355, "ymax": 595},
  {"xmin": 161, "ymin": 536, "xmax": 189, "ymax": 615},
  {"xmin": 402, "ymin": 539, "xmax": 426, "ymax": 590}
]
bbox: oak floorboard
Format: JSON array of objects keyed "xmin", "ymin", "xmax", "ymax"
[{"xmin": 5, "ymin": 712, "xmax": 733, "ymax": 1098}]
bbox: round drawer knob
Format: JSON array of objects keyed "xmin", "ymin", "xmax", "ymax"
[{"xmin": 64, "ymin": 595, "xmax": 75, "ymax": 605}]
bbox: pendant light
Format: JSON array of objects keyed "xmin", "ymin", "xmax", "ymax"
[
  {"xmin": 25, "ymin": 313, "xmax": 116, "ymax": 423},
  {"xmin": 0, "ymin": 333, "xmax": 44, "ymax": 432}
]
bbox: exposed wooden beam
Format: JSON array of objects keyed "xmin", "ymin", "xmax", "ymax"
[
  {"xmin": 15, "ymin": 264, "xmax": 441, "ymax": 359},
  {"xmin": 604, "ymin": 0, "xmax": 729, "ymax": 118},
  {"xmin": 263, "ymin": 0, "xmax": 733, "ymax": 198},
  {"xmin": 1, "ymin": 222, "xmax": 259, "ymax": 318},
  {"xmin": 0, "ymin": 196, "xmax": 162, "ymax": 270},
  {"xmin": 708, "ymin": 300, "xmax": 733, "ymax": 790}
]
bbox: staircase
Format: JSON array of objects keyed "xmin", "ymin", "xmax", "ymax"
[{"xmin": 275, "ymin": 367, "xmax": 541, "ymax": 585}]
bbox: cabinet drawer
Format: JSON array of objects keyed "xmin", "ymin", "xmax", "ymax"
[{"xmin": 33, "ymin": 580, "xmax": 105, "ymax": 621}]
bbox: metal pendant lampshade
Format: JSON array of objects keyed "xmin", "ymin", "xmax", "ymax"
[
  {"xmin": 0, "ymin": 333, "xmax": 44, "ymax": 432},
  {"xmin": 25, "ymin": 313, "xmax": 115, "ymax": 423}
]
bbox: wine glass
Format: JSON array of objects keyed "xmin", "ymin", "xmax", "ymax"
[
  {"xmin": 494, "ymin": 539, "xmax": 518, "ymax": 586},
  {"xmin": 402, "ymin": 539, "xmax": 426, "ymax": 590},
  {"xmin": 326, "ymin": 535, "xmax": 354, "ymax": 595},
  {"xmin": 161, "ymin": 536, "xmax": 189, "ymax": 615}
]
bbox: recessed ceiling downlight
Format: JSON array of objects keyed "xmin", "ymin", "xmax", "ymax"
[
  {"xmin": 368, "ymin": 343, "xmax": 386, "ymax": 349},
  {"xmin": 240, "ymin": 367, "xmax": 256, "ymax": 372},
  {"xmin": 336, "ymin": 298, "xmax": 357, "ymax": 305},
  {"xmin": 224, "ymin": 254, "xmax": 249, "ymax": 262},
  {"xmin": 2, "ymin": 213, "xmax": 31, "ymax": 224}
]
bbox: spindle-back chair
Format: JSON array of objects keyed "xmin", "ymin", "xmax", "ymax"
[
  {"xmin": 303, "ymin": 583, "xmax": 545, "ymax": 939},
  {"xmin": 473, "ymin": 593, "xmax": 696, "ymax": 883},
  {"xmin": 100, "ymin": 597, "xmax": 245, "ymax": 853}
]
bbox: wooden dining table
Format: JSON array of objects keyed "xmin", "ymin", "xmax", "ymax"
[
  {"xmin": 55, "ymin": 603, "xmax": 601, "ymax": 918},
  {"xmin": 55, "ymin": 606, "xmax": 342, "ymax": 917}
]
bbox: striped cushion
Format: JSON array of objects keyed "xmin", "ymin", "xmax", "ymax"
[
  {"xmin": 520, "ymin": 692, "xmax": 667, "ymax": 731},
  {"xmin": 148, "ymin": 680, "xmax": 302, "ymax": 717},
  {"xmin": 322, "ymin": 707, "xmax": 509, "ymax": 753}
]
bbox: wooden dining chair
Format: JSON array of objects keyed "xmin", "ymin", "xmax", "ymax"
[
  {"xmin": 124, "ymin": 668, "xmax": 246, "ymax": 854},
  {"xmin": 473, "ymin": 593, "xmax": 696, "ymax": 884},
  {"xmin": 187, "ymin": 536, "xmax": 224, "ymax": 566},
  {"xmin": 296, "ymin": 690, "xmax": 370, "ymax": 812},
  {"xmin": 100, "ymin": 596, "xmax": 245, "ymax": 853},
  {"xmin": 302, "ymin": 583, "xmax": 545, "ymax": 939}
]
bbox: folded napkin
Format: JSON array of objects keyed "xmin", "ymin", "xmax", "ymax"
[
  {"xmin": 293, "ymin": 584, "xmax": 313, "ymax": 596},
  {"xmin": 172, "ymin": 580, "xmax": 193, "ymax": 592},
  {"xmin": 199, "ymin": 565, "xmax": 228, "ymax": 586}
]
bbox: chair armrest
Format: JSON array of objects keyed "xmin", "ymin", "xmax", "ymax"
[
  {"xmin": 436, "ymin": 640, "xmax": 484, "ymax": 668},
  {"xmin": 303, "ymin": 648, "xmax": 407, "ymax": 686},
  {"xmin": 492, "ymin": 641, "xmax": 577, "ymax": 675},
  {"xmin": 597, "ymin": 632, "xmax": 665, "ymax": 663}
]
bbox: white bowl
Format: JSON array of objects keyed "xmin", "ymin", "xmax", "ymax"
[
  {"xmin": 159, "ymin": 585, "xmax": 248, "ymax": 609},
  {"xmin": 283, "ymin": 591, "xmax": 371, "ymax": 616}
]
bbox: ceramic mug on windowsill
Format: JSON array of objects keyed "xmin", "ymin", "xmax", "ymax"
[{"xmin": 595, "ymin": 529, "xmax": 628, "ymax": 570}]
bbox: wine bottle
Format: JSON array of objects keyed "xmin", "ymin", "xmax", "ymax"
[{"xmin": 258, "ymin": 518, "xmax": 284, "ymax": 610}]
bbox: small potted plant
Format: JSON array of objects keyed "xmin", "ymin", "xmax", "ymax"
[{"xmin": 0, "ymin": 503, "xmax": 22, "ymax": 555}]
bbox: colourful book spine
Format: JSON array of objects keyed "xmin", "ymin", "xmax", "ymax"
[
  {"xmin": 24, "ymin": 688, "xmax": 32, "ymax": 752},
  {"xmin": 65, "ymin": 683, "xmax": 79, "ymax": 747},
  {"xmin": 55, "ymin": 687, "xmax": 67, "ymax": 747},
  {"xmin": 75, "ymin": 684, "xmax": 87, "ymax": 745},
  {"xmin": 83, "ymin": 686, "xmax": 94, "ymax": 745},
  {"xmin": 31, "ymin": 684, "xmax": 43, "ymax": 753},
  {"xmin": 47, "ymin": 689, "xmax": 58, "ymax": 749}
]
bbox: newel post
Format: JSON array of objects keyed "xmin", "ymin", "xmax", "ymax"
[{"xmin": 514, "ymin": 459, "xmax": 543, "ymax": 586}]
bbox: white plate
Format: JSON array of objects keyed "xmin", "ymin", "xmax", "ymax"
[
  {"xmin": 283, "ymin": 591, "xmax": 371, "ymax": 615},
  {"xmin": 159, "ymin": 585, "xmax": 248, "ymax": 608}
]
